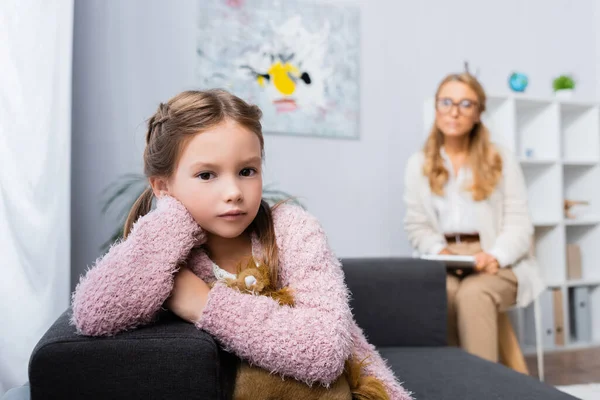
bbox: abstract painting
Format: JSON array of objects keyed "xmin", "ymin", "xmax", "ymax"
[{"xmin": 197, "ymin": 0, "xmax": 360, "ymax": 139}]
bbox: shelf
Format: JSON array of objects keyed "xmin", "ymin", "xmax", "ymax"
[
  {"xmin": 534, "ymin": 225, "xmax": 565, "ymax": 284},
  {"xmin": 522, "ymin": 163, "xmax": 562, "ymax": 225},
  {"xmin": 564, "ymin": 217, "xmax": 600, "ymax": 226},
  {"xmin": 515, "ymin": 97, "xmax": 554, "ymax": 108},
  {"xmin": 532, "ymin": 219, "xmax": 560, "ymax": 227},
  {"xmin": 481, "ymin": 97, "xmax": 515, "ymax": 152},
  {"xmin": 520, "ymin": 158, "xmax": 558, "ymax": 165},
  {"xmin": 542, "ymin": 280, "xmax": 600, "ymax": 288},
  {"xmin": 566, "ymin": 225, "xmax": 600, "ymax": 282},
  {"xmin": 563, "ymin": 159, "xmax": 598, "ymax": 166},
  {"xmin": 566, "ymin": 279, "xmax": 600, "ymax": 287},
  {"xmin": 564, "ymin": 164, "xmax": 600, "ymax": 220},
  {"xmin": 516, "ymin": 100, "xmax": 560, "ymax": 160},
  {"xmin": 560, "ymin": 103, "xmax": 600, "ymax": 162},
  {"xmin": 504, "ymin": 93, "xmax": 558, "ymax": 104},
  {"xmin": 559, "ymin": 100, "xmax": 599, "ymax": 111}
]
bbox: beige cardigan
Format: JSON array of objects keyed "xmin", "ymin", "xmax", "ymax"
[{"xmin": 403, "ymin": 144, "xmax": 545, "ymax": 308}]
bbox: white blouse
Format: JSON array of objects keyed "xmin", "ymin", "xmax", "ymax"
[{"xmin": 432, "ymin": 147, "xmax": 480, "ymax": 235}]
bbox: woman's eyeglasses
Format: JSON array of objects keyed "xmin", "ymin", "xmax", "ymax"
[{"xmin": 436, "ymin": 97, "xmax": 479, "ymax": 116}]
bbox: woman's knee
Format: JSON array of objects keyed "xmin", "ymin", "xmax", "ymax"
[{"xmin": 455, "ymin": 276, "xmax": 494, "ymax": 306}]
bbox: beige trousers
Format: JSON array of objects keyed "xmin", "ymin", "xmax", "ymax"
[{"xmin": 446, "ymin": 241, "xmax": 518, "ymax": 362}]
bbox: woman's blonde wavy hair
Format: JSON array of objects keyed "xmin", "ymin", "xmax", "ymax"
[{"xmin": 423, "ymin": 73, "xmax": 503, "ymax": 201}]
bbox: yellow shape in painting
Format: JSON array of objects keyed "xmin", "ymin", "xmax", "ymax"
[
  {"xmin": 257, "ymin": 75, "xmax": 266, "ymax": 87},
  {"xmin": 267, "ymin": 62, "xmax": 301, "ymax": 96}
]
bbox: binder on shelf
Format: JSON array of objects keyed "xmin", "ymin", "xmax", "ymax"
[
  {"xmin": 569, "ymin": 287, "xmax": 592, "ymax": 343},
  {"xmin": 553, "ymin": 289, "xmax": 565, "ymax": 346},
  {"xmin": 566, "ymin": 243, "xmax": 582, "ymax": 280},
  {"xmin": 524, "ymin": 290, "xmax": 555, "ymax": 348}
]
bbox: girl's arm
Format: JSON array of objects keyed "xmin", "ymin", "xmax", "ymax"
[
  {"xmin": 71, "ymin": 196, "xmax": 203, "ymax": 336},
  {"xmin": 488, "ymin": 148, "xmax": 534, "ymax": 267},
  {"xmin": 195, "ymin": 206, "xmax": 354, "ymax": 386},
  {"xmin": 350, "ymin": 322, "xmax": 414, "ymax": 400},
  {"xmin": 403, "ymin": 153, "xmax": 447, "ymax": 254}
]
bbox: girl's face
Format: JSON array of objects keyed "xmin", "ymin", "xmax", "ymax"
[
  {"xmin": 435, "ymin": 81, "xmax": 480, "ymax": 138},
  {"xmin": 154, "ymin": 119, "xmax": 263, "ymax": 239}
]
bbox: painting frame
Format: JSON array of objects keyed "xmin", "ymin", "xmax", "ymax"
[{"xmin": 196, "ymin": 0, "xmax": 361, "ymax": 140}]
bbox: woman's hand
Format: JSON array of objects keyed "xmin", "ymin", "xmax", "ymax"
[
  {"xmin": 166, "ymin": 267, "xmax": 211, "ymax": 323},
  {"xmin": 484, "ymin": 260, "xmax": 500, "ymax": 275},
  {"xmin": 438, "ymin": 247, "xmax": 455, "ymax": 255},
  {"xmin": 474, "ymin": 252, "xmax": 499, "ymax": 275}
]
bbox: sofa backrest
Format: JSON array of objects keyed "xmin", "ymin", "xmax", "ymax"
[{"xmin": 341, "ymin": 257, "xmax": 447, "ymax": 348}]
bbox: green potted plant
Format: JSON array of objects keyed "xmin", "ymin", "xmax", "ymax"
[
  {"xmin": 552, "ymin": 75, "xmax": 575, "ymax": 99},
  {"xmin": 100, "ymin": 173, "xmax": 301, "ymax": 253}
]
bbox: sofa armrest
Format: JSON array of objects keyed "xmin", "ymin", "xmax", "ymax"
[
  {"xmin": 28, "ymin": 309, "xmax": 238, "ymax": 400},
  {"xmin": 341, "ymin": 257, "xmax": 446, "ymax": 348}
]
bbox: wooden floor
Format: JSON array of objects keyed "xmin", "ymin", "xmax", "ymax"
[{"xmin": 525, "ymin": 347, "xmax": 600, "ymax": 386}]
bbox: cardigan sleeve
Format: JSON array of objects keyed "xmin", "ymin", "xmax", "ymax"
[
  {"xmin": 195, "ymin": 205, "xmax": 354, "ymax": 385},
  {"xmin": 71, "ymin": 196, "xmax": 203, "ymax": 336},
  {"xmin": 488, "ymin": 146, "xmax": 534, "ymax": 267}
]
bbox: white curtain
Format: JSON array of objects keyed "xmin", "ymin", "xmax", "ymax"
[{"xmin": 0, "ymin": 0, "xmax": 73, "ymax": 395}]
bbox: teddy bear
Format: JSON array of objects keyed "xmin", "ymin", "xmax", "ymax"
[{"xmin": 222, "ymin": 257, "xmax": 390, "ymax": 400}]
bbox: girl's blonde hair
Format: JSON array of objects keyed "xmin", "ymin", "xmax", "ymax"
[
  {"xmin": 423, "ymin": 73, "xmax": 502, "ymax": 201},
  {"xmin": 124, "ymin": 89, "xmax": 281, "ymax": 283}
]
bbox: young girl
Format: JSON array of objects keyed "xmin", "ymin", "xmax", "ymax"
[{"xmin": 71, "ymin": 89, "xmax": 412, "ymax": 399}]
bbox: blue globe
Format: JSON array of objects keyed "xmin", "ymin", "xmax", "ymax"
[{"xmin": 509, "ymin": 72, "xmax": 528, "ymax": 92}]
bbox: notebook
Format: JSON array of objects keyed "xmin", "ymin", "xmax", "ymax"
[{"xmin": 419, "ymin": 254, "xmax": 476, "ymax": 268}]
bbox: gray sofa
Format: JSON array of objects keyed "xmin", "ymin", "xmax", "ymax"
[{"xmin": 24, "ymin": 258, "xmax": 576, "ymax": 399}]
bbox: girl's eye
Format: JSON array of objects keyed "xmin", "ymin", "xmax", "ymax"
[
  {"xmin": 240, "ymin": 168, "xmax": 257, "ymax": 177},
  {"xmin": 197, "ymin": 172, "xmax": 215, "ymax": 181}
]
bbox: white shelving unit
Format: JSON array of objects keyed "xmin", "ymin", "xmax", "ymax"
[{"xmin": 423, "ymin": 94, "xmax": 600, "ymax": 354}]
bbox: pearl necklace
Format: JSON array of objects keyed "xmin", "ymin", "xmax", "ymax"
[{"xmin": 212, "ymin": 262, "xmax": 237, "ymax": 281}]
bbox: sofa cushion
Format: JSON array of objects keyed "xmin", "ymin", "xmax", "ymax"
[{"xmin": 380, "ymin": 347, "xmax": 577, "ymax": 400}]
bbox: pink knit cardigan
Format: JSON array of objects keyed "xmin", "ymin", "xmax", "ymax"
[{"xmin": 71, "ymin": 197, "xmax": 412, "ymax": 399}]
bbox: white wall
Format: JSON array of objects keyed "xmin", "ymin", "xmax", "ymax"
[
  {"xmin": 267, "ymin": 0, "xmax": 598, "ymax": 257},
  {"xmin": 71, "ymin": 0, "xmax": 598, "ymax": 284},
  {"xmin": 71, "ymin": 0, "xmax": 199, "ymax": 285}
]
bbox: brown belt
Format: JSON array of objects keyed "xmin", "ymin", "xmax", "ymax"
[{"xmin": 444, "ymin": 233, "xmax": 480, "ymax": 243}]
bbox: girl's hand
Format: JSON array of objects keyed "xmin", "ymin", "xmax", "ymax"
[
  {"xmin": 154, "ymin": 195, "xmax": 206, "ymax": 245},
  {"xmin": 166, "ymin": 267, "xmax": 211, "ymax": 323}
]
